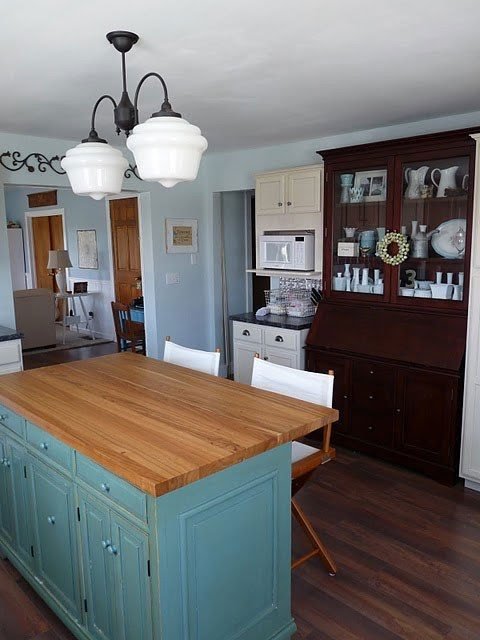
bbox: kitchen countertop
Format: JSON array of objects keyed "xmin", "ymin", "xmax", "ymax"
[
  {"xmin": 0, "ymin": 352, "xmax": 337, "ymax": 496},
  {"xmin": 230, "ymin": 312, "xmax": 315, "ymax": 330},
  {"xmin": 0, "ymin": 326, "xmax": 22, "ymax": 342}
]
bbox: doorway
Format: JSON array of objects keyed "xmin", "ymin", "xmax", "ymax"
[
  {"xmin": 25, "ymin": 210, "xmax": 66, "ymax": 290},
  {"xmin": 109, "ymin": 197, "xmax": 142, "ymax": 305}
]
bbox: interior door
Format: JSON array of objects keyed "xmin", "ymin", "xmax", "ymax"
[
  {"xmin": 110, "ymin": 198, "xmax": 141, "ymax": 305},
  {"xmin": 31, "ymin": 214, "xmax": 64, "ymax": 290}
]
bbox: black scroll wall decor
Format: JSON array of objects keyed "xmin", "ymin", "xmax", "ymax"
[{"xmin": 0, "ymin": 150, "xmax": 141, "ymax": 180}]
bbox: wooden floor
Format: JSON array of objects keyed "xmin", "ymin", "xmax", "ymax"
[
  {"xmin": 23, "ymin": 342, "xmax": 117, "ymax": 370},
  {"xmin": 1, "ymin": 446, "xmax": 479, "ymax": 639}
]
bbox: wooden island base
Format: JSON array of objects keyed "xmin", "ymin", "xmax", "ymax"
[{"xmin": 0, "ymin": 353, "xmax": 337, "ymax": 640}]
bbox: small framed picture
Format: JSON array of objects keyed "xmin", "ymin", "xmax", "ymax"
[
  {"xmin": 77, "ymin": 229, "xmax": 99, "ymax": 269},
  {"xmin": 165, "ymin": 218, "xmax": 198, "ymax": 253},
  {"xmin": 354, "ymin": 170, "xmax": 387, "ymax": 202}
]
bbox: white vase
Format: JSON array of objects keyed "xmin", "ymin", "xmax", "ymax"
[{"xmin": 431, "ymin": 166, "xmax": 458, "ymax": 197}]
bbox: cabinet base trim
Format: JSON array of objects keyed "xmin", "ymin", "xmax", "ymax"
[{"xmin": 464, "ymin": 479, "xmax": 480, "ymax": 493}]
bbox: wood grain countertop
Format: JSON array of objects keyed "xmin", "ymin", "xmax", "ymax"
[{"xmin": 0, "ymin": 353, "xmax": 338, "ymax": 496}]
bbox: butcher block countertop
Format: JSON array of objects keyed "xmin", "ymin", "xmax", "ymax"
[{"xmin": 0, "ymin": 352, "xmax": 338, "ymax": 497}]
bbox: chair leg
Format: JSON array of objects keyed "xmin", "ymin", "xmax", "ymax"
[
  {"xmin": 291, "ymin": 497, "xmax": 337, "ymax": 575},
  {"xmin": 322, "ymin": 423, "xmax": 332, "ymax": 454}
]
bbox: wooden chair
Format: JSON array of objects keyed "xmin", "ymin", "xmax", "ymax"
[
  {"xmin": 111, "ymin": 301, "xmax": 146, "ymax": 355},
  {"xmin": 164, "ymin": 336, "xmax": 221, "ymax": 376},
  {"xmin": 251, "ymin": 356, "xmax": 337, "ymax": 575}
]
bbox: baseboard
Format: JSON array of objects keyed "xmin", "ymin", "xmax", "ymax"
[{"xmin": 464, "ymin": 478, "xmax": 480, "ymax": 493}]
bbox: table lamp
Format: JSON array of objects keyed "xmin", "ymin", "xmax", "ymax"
[{"xmin": 47, "ymin": 249, "xmax": 73, "ymax": 294}]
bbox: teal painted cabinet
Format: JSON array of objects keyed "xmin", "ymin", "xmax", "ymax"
[
  {"xmin": 78, "ymin": 490, "xmax": 152, "ymax": 640},
  {"xmin": 29, "ymin": 458, "xmax": 82, "ymax": 621},
  {"xmin": 9, "ymin": 440, "xmax": 33, "ymax": 568},
  {"xmin": 0, "ymin": 436, "xmax": 16, "ymax": 548}
]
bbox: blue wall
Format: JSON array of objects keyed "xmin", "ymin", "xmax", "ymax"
[{"xmin": 5, "ymin": 186, "xmax": 110, "ymax": 281}]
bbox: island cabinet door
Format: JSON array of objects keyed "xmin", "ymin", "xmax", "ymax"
[
  {"xmin": 9, "ymin": 441, "xmax": 34, "ymax": 568},
  {"xmin": 110, "ymin": 512, "xmax": 152, "ymax": 640},
  {"xmin": 0, "ymin": 437, "xmax": 16, "ymax": 549},
  {"xmin": 28, "ymin": 459, "xmax": 81, "ymax": 620}
]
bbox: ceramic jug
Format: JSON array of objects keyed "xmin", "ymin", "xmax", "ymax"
[
  {"xmin": 431, "ymin": 166, "xmax": 458, "ymax": 197},
  {"xmin": 358, "ymin": 230, "xmax": 376, "ymax": 255},
  {"xmin": 404, "ymin": 166, "xmax": 429, "ymax": 199},
  {"xmin": 339, "ymin": 174, "xmax": 354, "ymax": 203}
]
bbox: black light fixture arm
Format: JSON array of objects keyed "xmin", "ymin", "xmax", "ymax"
[
  {"xmin": 82, "ymin": 94, "xmax": 118, "ymax": 143},
  {"xmin": 133, "ymin": 72, "xmax": 182, "ymax": 124}
]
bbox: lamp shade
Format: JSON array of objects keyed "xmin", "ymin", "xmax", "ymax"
[
  {"xmin": 47, "ymin": 249, "xmax": 72, "ymax": 269},
  {"xmin": 61, "ymin": 142, "xmax": 128, "ymax": 200},
  {"xmin": 126, "ymin": 116, "xmax": 208, "ymax": 188}
]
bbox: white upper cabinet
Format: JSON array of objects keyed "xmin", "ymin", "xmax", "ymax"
[{"xmin": 255, "ymin": 166, "xmax": 323, "ymax": 216}]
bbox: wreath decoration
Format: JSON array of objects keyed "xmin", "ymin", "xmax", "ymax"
[{"xmin": 377, "ymin": 232, "xmax": 409, "ymax": 266}]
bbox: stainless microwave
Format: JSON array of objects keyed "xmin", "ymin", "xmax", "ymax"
[{"xmin": 259, "ymin": 234, "xmax": 315, "ymax": 270}]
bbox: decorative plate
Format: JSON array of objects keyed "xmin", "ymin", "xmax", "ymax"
[{"xmin": 430, "ymin": 218, "xmax": 467, "ymax": 259}]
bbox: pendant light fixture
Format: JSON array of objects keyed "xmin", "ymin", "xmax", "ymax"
[{"xmin": 61, "ymin": 31, "xmax": 208, "ymax": 199}]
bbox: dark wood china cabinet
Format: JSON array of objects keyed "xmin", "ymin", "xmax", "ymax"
[{"xmin": 306, "ymin": 128, "xmax": 477, "ymax": 484}]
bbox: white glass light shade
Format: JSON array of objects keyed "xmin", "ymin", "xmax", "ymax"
[
  {"xmin": 61, "ymin": 142, "xmax": 128, "ymax": 200},
  {"xmin": 126, "ymin": 116, "xmax": 208, "ymax": 188}
]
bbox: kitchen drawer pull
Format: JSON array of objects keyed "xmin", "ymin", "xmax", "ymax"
[
  {"xmin": 396, "ymin": 408, "xmax": 401, "ymax": 413},
  {"xmin": 39, "ymin": 442, "xmax": 49, "ymax": 451},
  {"xmin": 242, "ymin": 329, "xmax": 250, "ymax": 337},
  {"xmin": 343, "ymin": 395, "xmax": 348, "ymax": 400},
  {"xmin": 287, "ymin": 201, "xmax": 292, "ymax": 206},
  {"xmin": 264, "ymin": 357, "xmax": 269, "ymax": 361},
  {"xmin": 47, "ymin": 516, "xmax": 56, "ymax": 525},
  {"xmin": 368, "ymin": 426, "xmax": 374, "ymax": 431},
  {"xmin": 369, "ymin": 370, "xmax": 374, "ymax": 375},
  {"xmin": 102, "ymin": 539, "xmax": 112, "ymax": 549},
  {"xmin": 100, "ymin": 482, "xmax": 110, "ymax": 493},
  {"xmin": 107, "ymin": 544, "xmax": 118, "ymax": 556},
  {"xmin": 275, "ymin": 335, "xmax": 284, "ymax": 342},
  {"xmin": 368, "ymin": 395, "xmax": 374, "ymax": 400},
  {"xmin": 277, "ymin": 202, "xmax": 283, "ymax": 207}
]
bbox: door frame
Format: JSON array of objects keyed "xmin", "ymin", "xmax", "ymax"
[{"xmin": 24, "ymin": 208, "xmax": 67, "ymax": 288}]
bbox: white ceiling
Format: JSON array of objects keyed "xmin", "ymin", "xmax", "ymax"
[{"xmin": 2, "ymin": 0, "xmax": 480, "ymax": 151}]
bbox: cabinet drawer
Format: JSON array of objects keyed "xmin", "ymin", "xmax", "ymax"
[
  {"xmin": 351, "ymin": 361, "xmax": 396, "ymax": 410},
  {"xmin": 350, "ymin": 409, "xmax": 394, "ymax": 447},
  {"xmin": 233, "ymin": 322, "xmax": 263, "ymax": 345},
  {"xmin": 26, "ymin": 422, "xmax": 73, "ymax": 473},
  {"xmin": 264, "ymin": 327, "xmax": 298, "ymax": 351},
  {"xmin": 76, "ymin": 454, "xmax": 147, "ymax": 522},
  {"xmin": 0, "ymin": 341, "xmax": 22, "ymax": 367},
  {"xmin": 0, "ymin": 403, "xmax": 25, "ymax": 439}
]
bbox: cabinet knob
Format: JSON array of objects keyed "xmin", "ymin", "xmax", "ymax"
[
  {"xmin": 100, "ymin": 482, "xmax": 110, "ymax": 493},
  {"xmin": 101, "ymin": 539, "xmax": 112, "ymax": 549},
  {"xmin": 2, "ymin": 458, "xmax": 10, "ymax": 468},
  {"xmin": 277, "ymin": 202, "xmax": 283, "ymax": 207},
  {"xmin": 369, "ymin": 370, "xmax": 374, "ymax": 375},
  {"xmin": 107, "ymin": 544, "xmax": 118, "ymax": 556},
  {"xmin": 47, "ymin": 516, "xmax": 56, "ymax": 525},
  {"xmin": 242, "ymin": 329, "xmax": 250, "ymax": 337},
  {"xmin": 343, "ymin": 395, "xmax": 348, "ymax": 400},
  {"xmin": 264, "ymin": 357, "xmax": 269, "ymax": 361},
  {"xmin": 368, "ymin": 426, "xmax": 374, "ymax": 431},
  {"xmin": 287, "ymin": 201, "xmax": 292, "ymax": 206},
  {"xmin": 396, "ymin": 408, "xmax": 401, "ymax": 413},
  {"xmin": 368, "ymin": 395, "xmax": 374, "ymax": 400},
  {"xmin": 40, "ymin": 442, "xmax": 49, "ymax": 451},
  {"xmin": 0, "ymin": 414, "xmax": 7, "ymax": 421},
  {"xmin": 275, "ymin": 335, "xmax": 284, "ymax": 343}
]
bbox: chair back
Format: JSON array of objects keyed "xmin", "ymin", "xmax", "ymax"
[
  {"xmin": 251, "ymin": 358, "xmax": 334, "ymax": 408},
  {"xmin": 164, "ymin": 338, "xmax": 221, "ymax": 376},
  {"xmin": 111, "ymin": 301, "xmax": 131, "ymax": 338}
]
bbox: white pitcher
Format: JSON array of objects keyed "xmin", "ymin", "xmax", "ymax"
[
  {"xmin": 431, "ymin": 166, "xmax": 458, "ymax": 197},
  {"xmin": 404, "ymin": 166, "xmax": 429, "ymax": 199}
]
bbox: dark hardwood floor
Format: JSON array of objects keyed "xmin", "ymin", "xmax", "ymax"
[
  {"xmin": 1, "ymin": 447, "xmax": 479, "ymax": 639},
  {"xmin": 23, "ymin": 342, "xmax": 118, "ymax": 370}
]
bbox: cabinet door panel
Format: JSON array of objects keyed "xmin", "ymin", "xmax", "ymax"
[
  {"xmin": 350, "ymin": 409, "xmax": 395, "ymax": 447},
  {"xmin": 351, "ymin": 361, "xmax": 396, "ymax": 411},
  {"xmin": 110, "ymin": 514, "xmax": 152, "ymax": 640},
  {"xmin": 9, "ymin": 442, "xmax": 33, "ymax": 567},
  {"xmin": 233, "ymin": 342, "xmax": 259, "ymax": 384},
  {"xmin": 256, "ymin": 174, "xmax": 286, "ymax": 215},
  {"xmin": 0, "ymin": 438, "xmax": 16, "ymax": 548},
  {"xmin": 29, "ymin": 461, "xmax": 81, "ymax": 619},
  {"xmin": 396, "ymin": 371, "xmax": 456, "ymax": 464},
  {"xmin": 79, "ymin": 491, "xmax": 115, "ymax": 640},
  {"xmin": 263, "ymin": 347, "xmax": 298, "ymax": 369},
  {"xmin": 287, "ymin": 169, "xmax": 321, "ymax": 214}
]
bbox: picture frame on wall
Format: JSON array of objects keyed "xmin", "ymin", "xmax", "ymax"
[
  {"xmin": 354, "ymin": 170, "xmax": 387, "ymax": 202},
  {"xmin": 165, "ymin": 218, "xmax": 198, "ymax": 253},
  {"xmin": 77, "ymin": 229, "xmax": 98, "ymax": 269}
]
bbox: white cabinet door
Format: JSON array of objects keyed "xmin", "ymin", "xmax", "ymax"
[
  {"xmin": 287, "ymin": 169, "xmax": 322, "ymax": 215},
  {"xmin": 256, "ymin": 174, "xmax": 286, "ymax": 215},
  {"xmin": 233, "ymin": 342, "xmax": 259, "ymax": 385},
  {"xmin": 263, "ymin": 347, "xmax": 298, "ymax": 369}
]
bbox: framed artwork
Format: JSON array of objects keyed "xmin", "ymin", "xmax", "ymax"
[
  {"xmin": 354, "ymin": 170, "xmax": 387, "ymax": 202},
  {"xmin": 77, "ymin": 229, "xmax": 98, "ymax": 269},
  {"xmin": 165, "ymin": 218, "xmax": 198, "ymax": 253}
]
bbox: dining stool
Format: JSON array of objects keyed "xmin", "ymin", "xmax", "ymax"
[
  {"xmin": 111, "ymin": 302, "xmax": 146, "ymax": 355},
  {"xmin": 251, "ymin": 355, "xmax": 337, "ymax": 575},
  {"xmin": 164, "ymin": 336, "xmax": 221, "ymax": 376}
]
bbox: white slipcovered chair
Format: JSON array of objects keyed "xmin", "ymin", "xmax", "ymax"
[
  {"xmin": 251, "ymin": 356, "xmax": 337, "ymax": 575},
  {"xmin": 163, "ymin": 336, "xmax": 221, "ymax": 376}
]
